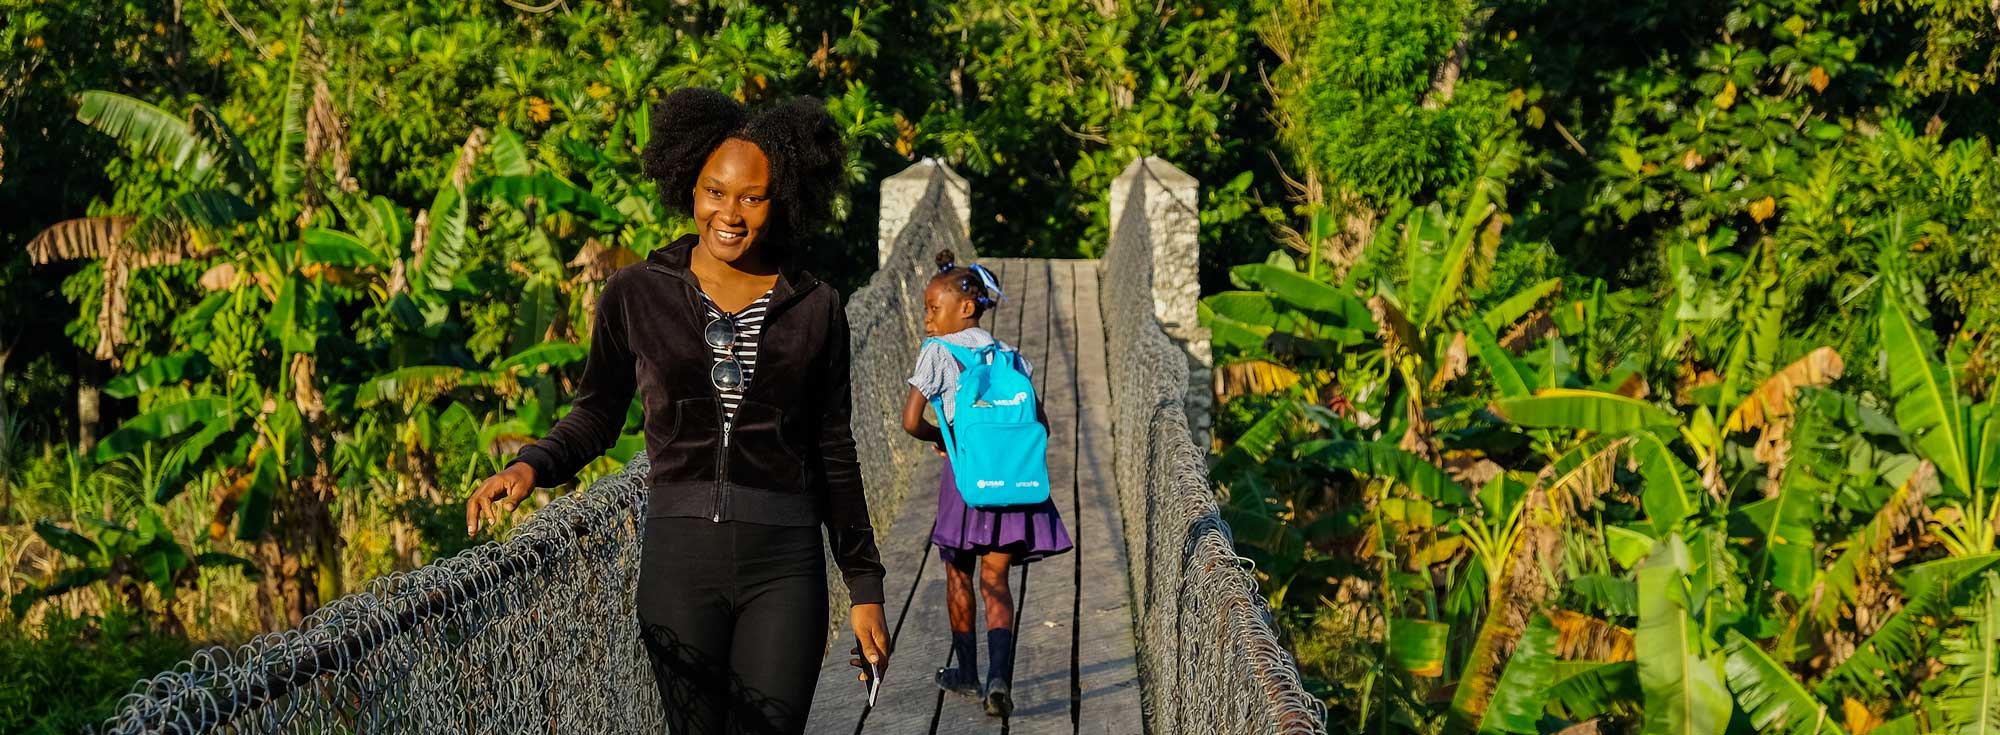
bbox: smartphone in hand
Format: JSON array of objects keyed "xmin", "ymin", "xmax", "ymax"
[
  {"xmin": 863, "ymin": 659, "xmax": 881, "ymax": 707},
  {"xmin": 850, "ymin": 643, "xmax": 881, "ymax": 707}
]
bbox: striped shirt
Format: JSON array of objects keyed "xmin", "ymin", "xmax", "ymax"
[{"xmin": 700, "ymin": 290, "xmax": 773, "ymax": 425}]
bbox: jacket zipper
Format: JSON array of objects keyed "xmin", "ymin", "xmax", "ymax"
[
  {"xmin": 647, "ymin": 259, "xmax": 820, "ymax": 525},
  {"xmin": 707, "ymin": 287, "xmax": 729, "ymax": 524}
]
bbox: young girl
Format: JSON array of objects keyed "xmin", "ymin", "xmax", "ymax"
[{"xmin": 900, "ymin": 250, "xmax": 1074, "ymax": 717}]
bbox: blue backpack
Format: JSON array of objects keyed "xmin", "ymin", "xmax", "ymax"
[{"xmin": 926, "ymin": 339, "xmax": 1051, "ymax": 508}]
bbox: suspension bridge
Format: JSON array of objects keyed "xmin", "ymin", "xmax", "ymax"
[{"xmin": 95, "ymin": 158, "xmax": 1328, "ymax": 735}]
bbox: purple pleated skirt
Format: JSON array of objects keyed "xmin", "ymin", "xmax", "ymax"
[{"xmin": 932, "ymin": 461, "xmax": 1074, "ymax": 566}]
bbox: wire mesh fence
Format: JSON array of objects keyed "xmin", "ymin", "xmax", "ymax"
[
  {"xmin": 1101, "ymin": 163, "xmax": 1330, "ymax": 735},
  {"xmin": 96, "ymin": 459, "xmax": 660, "ymax": 735}
]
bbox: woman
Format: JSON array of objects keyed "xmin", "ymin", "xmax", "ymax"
[{"xmin": 465, "ymin": 87, "xmax": 889, "ymax": 735}]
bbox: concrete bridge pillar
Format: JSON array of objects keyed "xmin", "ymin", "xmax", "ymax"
[
  {"xmin": 1110, "ymin": 157, "xmax": 1212, "ymax": 450},
  {"xmin": 877, "ymin": 157, "xmax": 970, "ymax": 269}
]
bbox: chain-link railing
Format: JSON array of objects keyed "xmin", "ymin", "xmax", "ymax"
[
  {"xmin": 92, "ymin": 165, "xmax": 971, "ymax": 734},
  {"xmin": 96, "ymin": 459, "xmax": 660, "ymax": 735},
  {"xmin": 1102, "ymin": 164, "xmax": 1329, "ymax": 735},
  {"xmin": 823, "ymin": 161, "xmax": 977, "ymax": 632}
]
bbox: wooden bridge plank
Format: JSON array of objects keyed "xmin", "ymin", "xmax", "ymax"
[
  {"xmin": 1063, "ymin": 260, "xmax": 1145, "ymax": 733},
  {"xmin": 1014, "ymin": 259, "xmax": 1052, "ymax": 401},
  {"xmin": 987, "ymin": 259, "xmax": 1027, "ymax": 352},
  {"xmin": 805, "ymin": 455, "xmax": 952, "ymax": 734},
  {"xmin": 1006, "ymin": 260, "xmax": 1085, "ymax": 735}
]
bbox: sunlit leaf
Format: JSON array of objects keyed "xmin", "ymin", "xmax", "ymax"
[{"xmin": 94, "ymin": 397, "xmax": 232, "ymax": 462}]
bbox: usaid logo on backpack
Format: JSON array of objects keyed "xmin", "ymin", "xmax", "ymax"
[{"xmin": 926, "ymin": 339, "xmax": 1052, "ymax": 508}]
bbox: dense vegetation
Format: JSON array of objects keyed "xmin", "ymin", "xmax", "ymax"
[
  {"xmin": 1207, "ymin": 0, "xmax": 2000, "ymax": 732},
  {"xmin": 2, "ymin": 0, "xmax": 1998, "ymax": 732}
]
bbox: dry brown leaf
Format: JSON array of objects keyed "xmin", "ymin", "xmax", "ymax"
[
  {"xmin": 1214, "ymin": 360, "xmax": 1303, "ymax": 401},
  {"xmin": 1406, "ymin": 535, "xmax": 1468, "ymax": 571},
  {"xmin": 1540, "ymin": 438, "xmax": 1628, "ymax": 519},
  {"xmin": 567, "ymin": 237, "xmax": 640, "ymax": 281},
  {"xmin": 449, "ymin": 128, "xmax": 488, "ymax": 190},
  {"xmin": 290, "ymin": 353, "xmax": 324, "ymax": 420},
  {"xmin": 1677, "ymin": 366, "xmax": 1725, "ymax": 404},
  {"xmin": 1614, "ymin": 372, "xmax": 1650, "ymax": 400},
  {"xmin": 1444, "ymin": 451, "xmax": 1504, "ymax": 489},
  {"xmin": 1499, "ymin": 310, "xmax": 1557, "ymax": 354},
  {"xmin": 1553, "ymin": 722, "xmax": 1602, "ymax": 735},
  {"xmin": 1810, "ymin": 66, "xmax": 1831, "ymax": 93},
  {"xmin": 1818, "ymin": 461, "xmax": 1935, "ymax": 627},
  {"xmin": 1548, "ymin": 609, "xmax": 1636, "ymax": 662},
  {"xmin": 95, "ymin": 260, "xmax": 132, "ymax": 360},
  {"xmin": 1368, "ymin": 296, "xmax": 1418, "ymax": 360},
  {"xmin": 208, "ymin": 460, "xmax": 258, "ymax": 541},
  {"xmin": 27, "ymin": 217, "xmax": 136, "ymax": 264},
  {"xmin": 1429, "ymin": 332, "xmax": 1470, "ymax": 391},
  {"xmin": 1726, "ymin": 346, "xmax": 1845, "ymax": 435},
  {"xmin": 200, "ymin": 262, "xmax": 241, "ymax": 291}
]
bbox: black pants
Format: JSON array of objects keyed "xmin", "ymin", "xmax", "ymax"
[{"xmin": 638, "ymin": 517, "xmax": 828, "ymax": 735}]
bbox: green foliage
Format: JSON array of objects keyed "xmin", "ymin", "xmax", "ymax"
[
  {"xmin": 1207, "ymin": 4, "xmax": 2000, "ymax": 716},
  {"xmin": 1723, "ymin": 630, "xmax": 1845, "ymax": 735},
  {"xmin": 1938, "ymin": 572, "xmax": 2000, "ymax": 733},
  {"xmin": 1635, "ymin": 535, "xmax": 1731, "ymax": 735},
  {"xmin": 1304, "ymin": 0, "xmax": 1502, "ymax": 205},
  {"xmin": 13, "ymin": 505, "xmax": 254, "ymax": 618},
  {"xmin": 0, "ymin": 610, "xmax": 197, "ymax": 734}
]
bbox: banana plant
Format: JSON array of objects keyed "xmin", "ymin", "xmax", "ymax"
[
  {"xmin": 1877, "ymin": 266, "xmax": 2000, "ymax": 556},
  {"xmin": 1933, "ymin": 572, "xmax": 2000, "ymax": 733},
  {"xmin": 11, "ymin": 506, "xmax": 255, "ymax": 620},
  {"xmin": 26, "ymin": 90, "xmax": 262, "ymax": 359}
]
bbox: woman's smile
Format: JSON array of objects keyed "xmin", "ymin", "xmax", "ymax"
[{"xmin": 692, "ymin": 138, "xmax": 773, "ymax": 265}]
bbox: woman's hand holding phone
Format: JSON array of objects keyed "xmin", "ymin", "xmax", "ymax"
[{"xmin": 849, "ymin": 602, "xmax": 889, "ymax": 693}]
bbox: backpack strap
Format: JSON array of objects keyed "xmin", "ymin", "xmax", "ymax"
[
  {"xmin": 923, "ymin": 338, "xmax": 995, "ymax": 370},
  {"xmin": 920, "ymin": 339, "xmax": 1008, "ymax": 459},
  {"xmin": 920, "ymin": 339, "xmax": 966, "ymax": 456}
]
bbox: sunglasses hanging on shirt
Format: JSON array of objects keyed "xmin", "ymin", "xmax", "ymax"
[{"xmin": 704, "ymin": 316, "xmax": 745, "ymax": 392}]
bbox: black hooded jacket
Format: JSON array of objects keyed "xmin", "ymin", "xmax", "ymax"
[{"xmin": 513, "ymin": 235, "xmax": 885, "ymax": 605}]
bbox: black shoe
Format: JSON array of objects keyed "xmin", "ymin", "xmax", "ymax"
[
  {"xmin": 935, "ymin": 667, "xmax": 980, "ymax": 697},
  {"xmin": 982, "ymin": 680, "xmax": 1013, "ymax": 717}
]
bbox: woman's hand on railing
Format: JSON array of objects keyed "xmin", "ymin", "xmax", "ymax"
[{"xmin": 466, "ymin": 463, "xmax": 537, "ymax": 536}]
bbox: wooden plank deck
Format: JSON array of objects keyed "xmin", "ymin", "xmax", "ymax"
[{"xmin": 806, "ymin": 260, "xmax": 1142, "ymax": 735}]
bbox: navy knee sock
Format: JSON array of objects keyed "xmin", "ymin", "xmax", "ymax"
[
  {"xmin": 951, "ymin": 631, "xmax": 978, "ymax": 676},
  {"xmin": 986, "ymin": 628, "xmax": 1015, "ymax": 688}
]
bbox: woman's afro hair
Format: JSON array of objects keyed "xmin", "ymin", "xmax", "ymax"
[{"xmin": 640, "ymin": 88, "xmax": 847, "ymax": 253}]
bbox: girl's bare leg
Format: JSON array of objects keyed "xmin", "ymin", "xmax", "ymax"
[
  {"xmin": 936, "ymin": 555, "xmax": 981, "ymax": 694},
  {"xmin": 978, "ymin": 552, "xmax": 1015, "ymax": 631},
  {"xmin": 946, "ymin": 560, "xmax": 976, "ymax": 634},
  {"xmin": 978, "ymin": 551, "xmax": 1018, "ymax": 716}
]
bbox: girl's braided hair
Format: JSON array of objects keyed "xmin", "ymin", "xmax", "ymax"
[{"xmin": 932, "ymin": 249, "xmax": 1005, "ymax": 318}]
